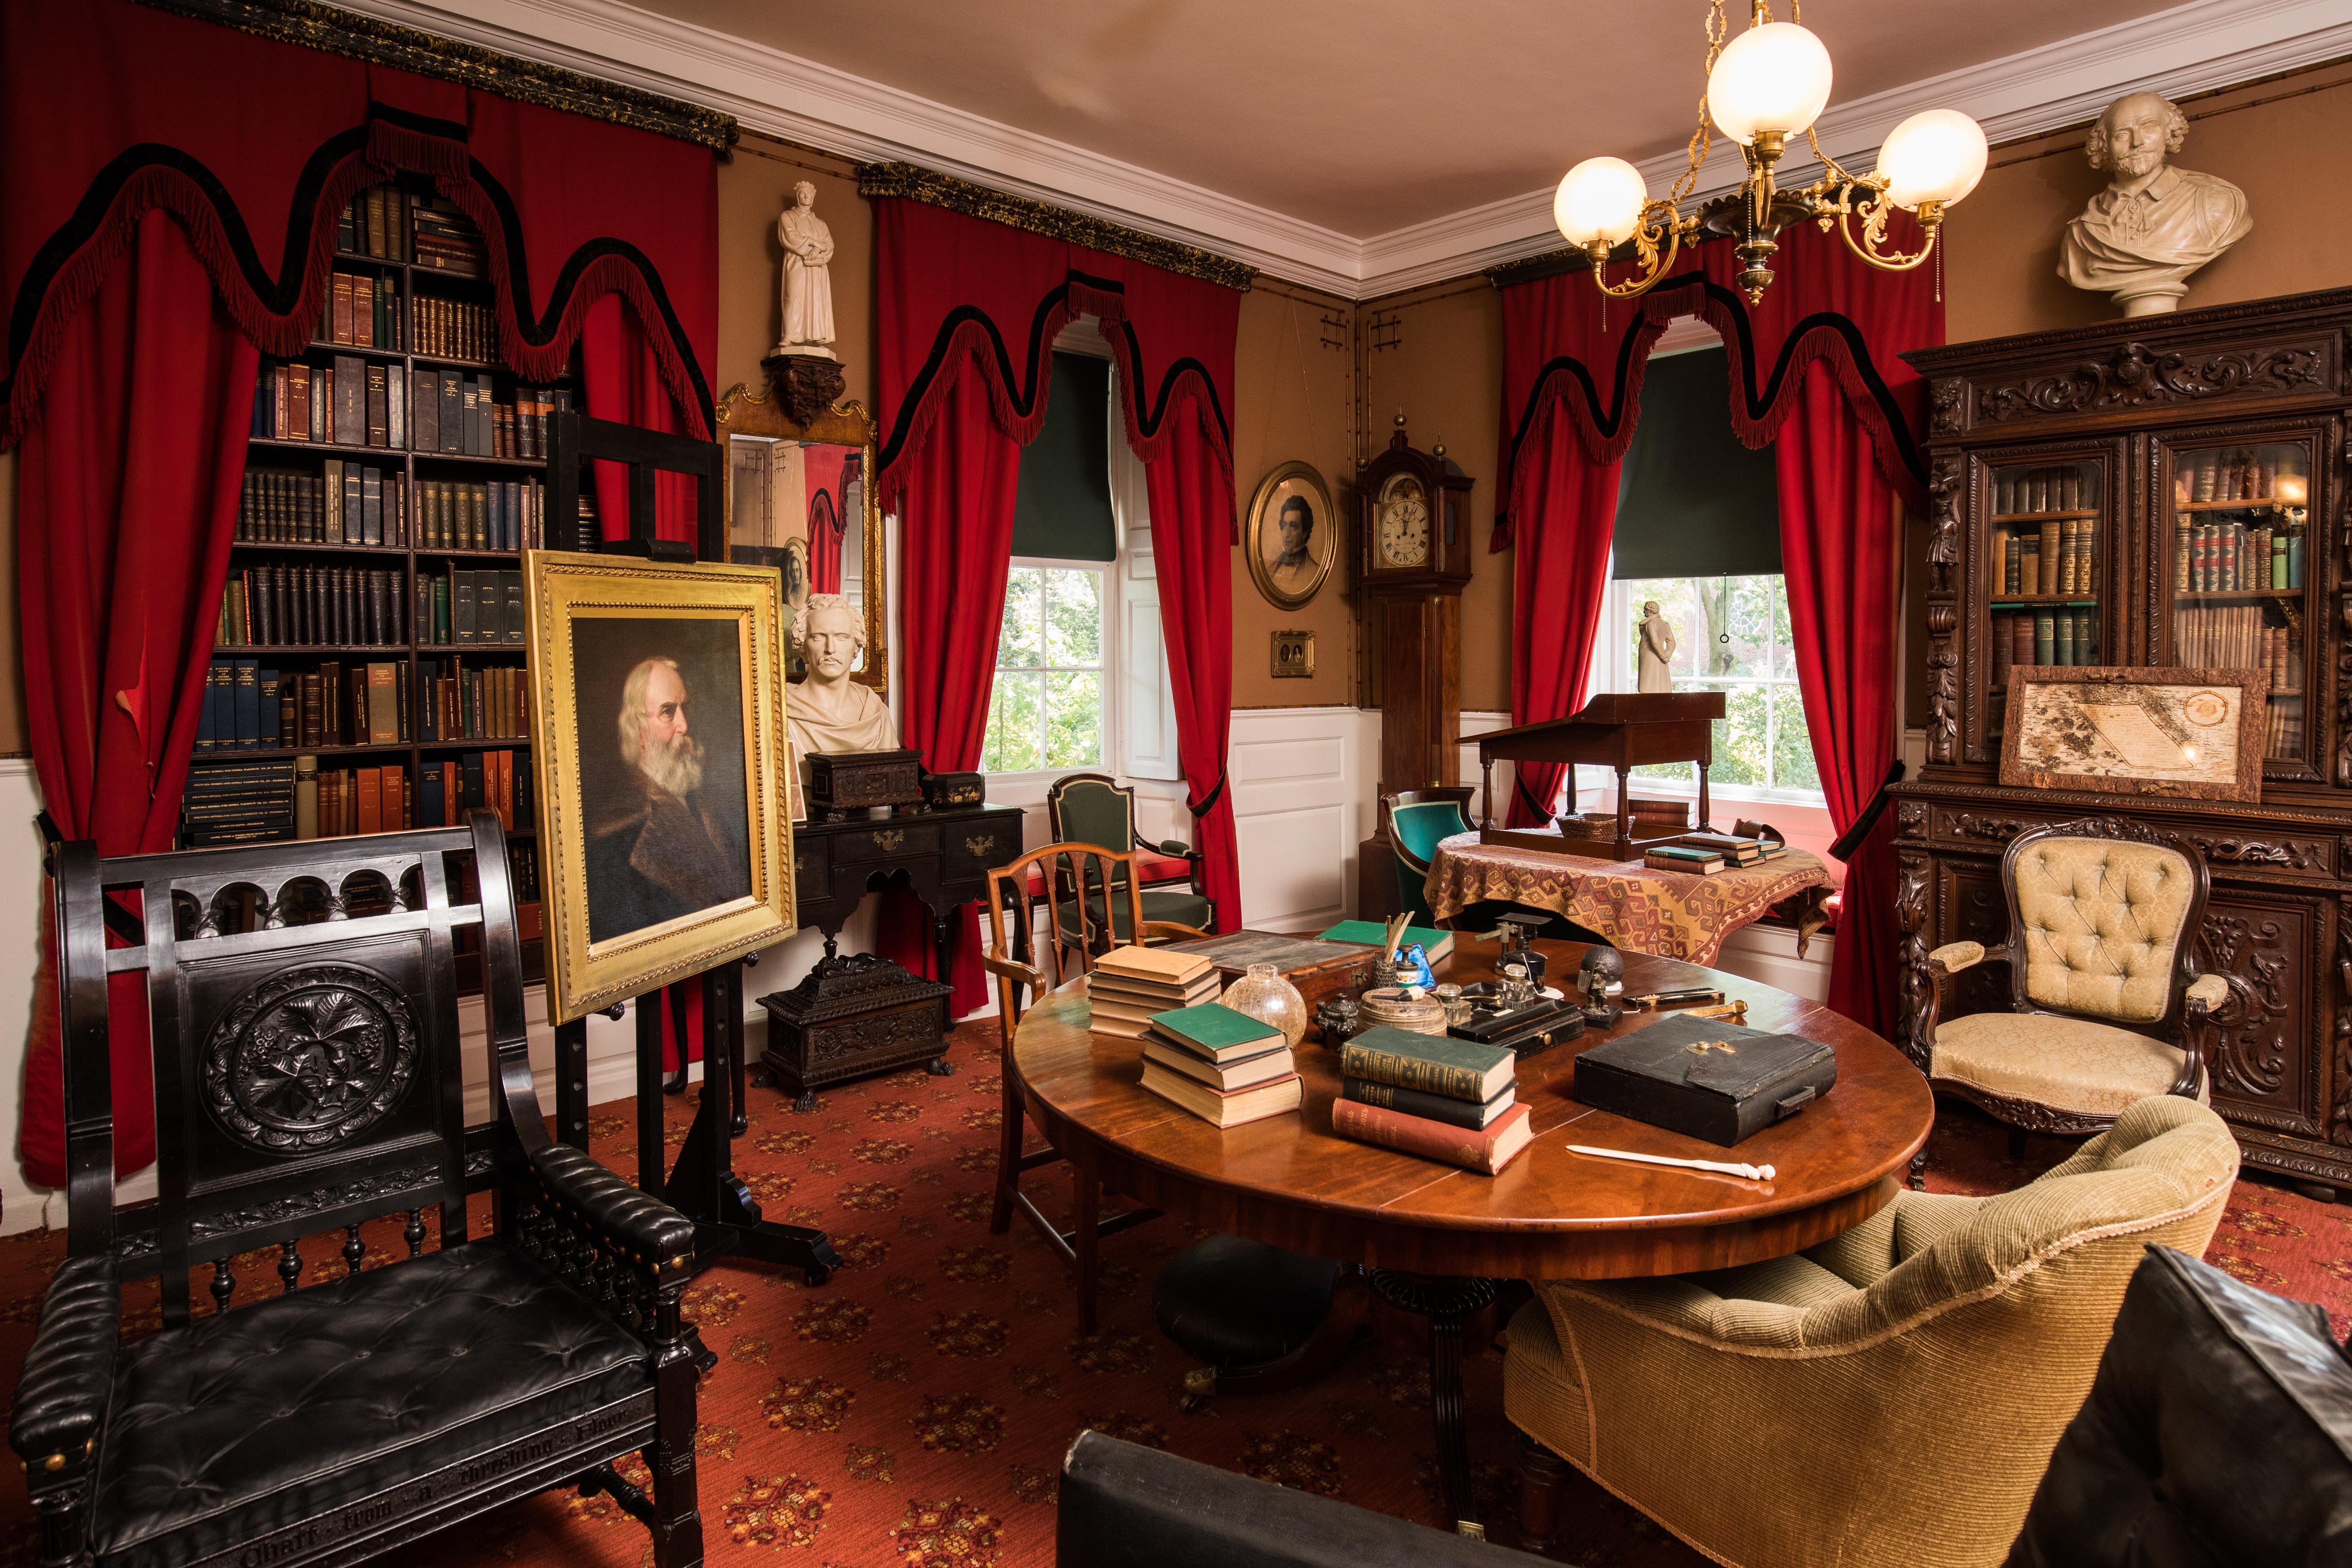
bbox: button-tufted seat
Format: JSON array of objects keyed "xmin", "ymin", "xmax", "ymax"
[
  {"xmin": 95, "ymin": 1245, "xmax": 646, "ymax": 1568},
  {"xmin": 1914, "ymin": 818, "xmax": 2226, "ymax": 1184}
]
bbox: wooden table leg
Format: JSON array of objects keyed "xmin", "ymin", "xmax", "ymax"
[{"xmin": 1370, "ymin": 1270, "xmax": 1500, "ymax": 1537}]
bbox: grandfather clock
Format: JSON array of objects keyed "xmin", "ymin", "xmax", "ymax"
[{"xmin": 1355, "ymin": 418, "xmax": 1475, "ymax": 918}]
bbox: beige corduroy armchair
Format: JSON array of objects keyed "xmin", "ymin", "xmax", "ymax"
[{"xmin": 1505, "ymin": 1096, "xmax": 2239, "ymax": 1568}]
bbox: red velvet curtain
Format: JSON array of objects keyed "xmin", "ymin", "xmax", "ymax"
[
  {"xmin": 873, "ymin": 198, "xmax": 1242, "ymax": 1011},
  {"xmin": 3, "ymin": 0, "xmax": 720, "ymax": 1172},
  {"xmin": 15, "ymin": 214, "xmax": 258, "ymax": 1188},
  {"xmin": 1493, "ymin": 219, "xmax": 1937, "ymax": 1034}
]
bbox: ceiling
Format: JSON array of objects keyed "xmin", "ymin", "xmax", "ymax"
[
  {"xmin": 639, "ymin": 0, "xmax": 2173, "ymax": 235},
  {"xmin": 374, "ymin": 0, "xmax": 2352, "ymax": 292}
]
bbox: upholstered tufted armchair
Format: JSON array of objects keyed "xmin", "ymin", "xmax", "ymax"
[{"xmin": 1914, "ymin": 817, "xmax": 2226, "ymax": 1185}]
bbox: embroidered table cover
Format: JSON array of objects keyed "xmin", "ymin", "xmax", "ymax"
[{"xmin": 1424, "ymin": 832, "xmax": 1833, "ymax": 966}]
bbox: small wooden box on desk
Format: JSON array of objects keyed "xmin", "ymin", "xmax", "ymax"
[{"xmin": 1475, "ymin": 692, "xmax": 1725, "ymax": 860}]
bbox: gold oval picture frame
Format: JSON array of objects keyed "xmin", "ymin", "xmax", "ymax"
[{"xmin": 1245, "ymin": 460, "xmax": 1337, "ymax": 611}]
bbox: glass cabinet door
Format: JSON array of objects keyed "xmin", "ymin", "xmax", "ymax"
[
  {"xmin": 2158, "ymin": 434, "xmax": 2315, "ymax": 767},
  {"xmin": 1983, "ymin": 455, "xmax": 2107, "ymax": 752}
]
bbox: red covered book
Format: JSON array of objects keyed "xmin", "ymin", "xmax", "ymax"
[{"xmin": 1331, "ymin": 1099, "xmax": 1533, "ymax": 1175}]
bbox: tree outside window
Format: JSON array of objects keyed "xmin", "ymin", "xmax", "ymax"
[
  {"xmin": 1623, "ymin": 574, "xmax": 1820, "ymax": 797},
  {"xmin": 982, "ymin": 564, "xmax": 1106, "ymax": 773}
]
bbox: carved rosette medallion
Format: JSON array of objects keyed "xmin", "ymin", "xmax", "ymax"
[
  {"xmin": 202, "ymin": 965, "xmax": 419, "ymax": 1154},
  {"xmin": 1975, "ymin": 342, "xmax": 2328, "ymax": 424}
]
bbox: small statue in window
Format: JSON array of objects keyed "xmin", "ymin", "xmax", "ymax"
[{"xmin": 1637, "ymin": 600, "xmax": 1678, "ymax": 693}]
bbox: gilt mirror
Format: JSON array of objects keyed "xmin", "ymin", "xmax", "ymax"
[{"xmin": 716, "ymin": 384, "xmax": 887, "ymax": 693}]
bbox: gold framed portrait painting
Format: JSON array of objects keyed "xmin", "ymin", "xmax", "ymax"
[
  {"xmin": 1245, "ymin": 461, "xmax": 1336, "ymax": 610},
  {"xmin": 526, "ymin": 552, "xmax": 797, "ymax": 1023}
]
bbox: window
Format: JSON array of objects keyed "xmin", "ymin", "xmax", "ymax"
[
  {"xmin": 982, "ymin": 564, "xmax": 1107, "ymax": 772},
  {"xmin": 1616, "ymin": 573, "xmax": 1821, "ymax": 800}
]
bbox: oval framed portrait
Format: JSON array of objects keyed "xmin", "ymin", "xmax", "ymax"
[{"xmin": 1245, "ymin": 461, "xmax": 1337, "ymax": 610}]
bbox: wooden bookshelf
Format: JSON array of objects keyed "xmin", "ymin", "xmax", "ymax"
[{"xmin": 190, "ymin": 179, "xmax": 594, "ymax": 984}]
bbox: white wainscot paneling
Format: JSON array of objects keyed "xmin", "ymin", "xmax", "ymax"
[
  {"xmin": 1713, "ymin": 923, "xmax": 1834, "ymax": 1004},
  {"xmin": 1229, "ymin": 706, "xmax": 1372, "ymax": 932}
]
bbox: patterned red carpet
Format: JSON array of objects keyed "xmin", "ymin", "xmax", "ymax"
[{"xmin": 0, "ymin": 1018, "xmax": 2345, "ymax": 1568}]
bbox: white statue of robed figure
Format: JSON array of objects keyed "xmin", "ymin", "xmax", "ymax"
[
  {"xmin": 788, "ymin": 594, "xmax": 896, "ymax": 774},
  {"xmin": 2059, "ymin": 91, "xmax": 2250, "ymax": 317},
  {"xmin": 775, "ymin": 180, "xmax": 837, "ymax": 358},
  {"xmin": 1636, "ymin": 601, "xmax": 1678, "ymax": 694}
]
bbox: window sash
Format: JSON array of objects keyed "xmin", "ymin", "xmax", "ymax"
[{"xmin": 986, "ymin": 560, "xmax": 1108, "ymax": 775}]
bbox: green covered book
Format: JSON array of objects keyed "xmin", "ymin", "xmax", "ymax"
[
  {"xmin": 1146, "ymin": 1003, "xmax": 1283, "ymax": 1064},
  {"xmin": 1338, "ymin": 1025, "xmax": 1514, "ymax": 1103},
  {"xmin": 1317, "ymin": 919, "xmax": 1454, "ymax": 961}
]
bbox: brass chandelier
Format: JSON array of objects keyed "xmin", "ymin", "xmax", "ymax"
[{"xmin": 1554, "ymin": 0, "xmax": 1989, "ymax": 303}]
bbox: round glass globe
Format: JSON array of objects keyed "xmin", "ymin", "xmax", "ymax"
[
  {"xmin": 1876, "ymin": 108, "xmax": 1988, "ymax": 209},
  {"xmin": 1707, "ymin": 22, "xmax": 1834, "ymax": 146},
  {"xmin": 1554, "ymin": 157, "xmax": 1648, "ymax": 247}
]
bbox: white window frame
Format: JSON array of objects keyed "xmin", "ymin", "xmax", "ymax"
[
  {"xmin": 980, "ymin": 321, "xmax": 1180, "ymax": 790},
  {"xmin": 1564, "ymin": 565, "xmax": 1828, "ymax": 817},
  {"xmin": 984, "ymin": 558, "xmax": 1115, "ymax": 779}
]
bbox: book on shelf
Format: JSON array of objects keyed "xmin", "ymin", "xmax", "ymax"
[
  {"xmin": 1329, "ymin": 1098, "xmax": 1533, "ymax": 1175},
  {"xmin": 1338, "ymin": 1026, "xmax": 1513, "ymax": 1103},
  {"xmin": 1342, "ymin": 1075, "xmax": 1515, "ymax": 1130},
  {"xmin": 1136, "ymin": 1060, "xmax": 1302, "ymax": 1129}
]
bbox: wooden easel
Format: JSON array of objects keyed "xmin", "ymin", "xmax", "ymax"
[{"xmin": 543, "ymin": 409, "xmax": 841, "ymax": 1288}]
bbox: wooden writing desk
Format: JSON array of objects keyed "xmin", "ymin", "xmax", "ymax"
[
  {"xmin": 1476, "ymin": 692, "xmax": 1727, "ymax": 858},
  {"xmin": 1012, "ymin": 935, "xmax": 1930, "ymax": 1533}
]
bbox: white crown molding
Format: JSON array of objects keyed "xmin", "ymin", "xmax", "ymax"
[
  {"xmin": 1357, "ymin": 0, "xmax": 2352, "ymax": 294},
  {"xmin": 335, "ymin": 0, "xmax": 2352, "ymax": 300}
]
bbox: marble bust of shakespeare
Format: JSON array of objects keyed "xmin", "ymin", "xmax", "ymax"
[
  {"xmin": 2059, "ymin": 90, "xmax": 2250, "ymax": 316},
  {"xmin": 775, "ymin": 181, "xmax": 837, "ymax": 358},
  {"xmin": 788, "ymin": 594, "xmax": 896, "ymax": 771}
]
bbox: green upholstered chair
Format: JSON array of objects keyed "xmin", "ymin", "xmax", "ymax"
[
  {"xmin": 1389, "ymin": 790, "xmax": 1475, "ymax": 922},
  {"xmin": 1045, "ymin": 773, "xmax": 1212, "ymax": 946}
]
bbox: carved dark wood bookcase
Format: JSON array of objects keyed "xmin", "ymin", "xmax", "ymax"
[{"xmin": 1896, "ymin": 285, "xmax": 2352, "ymax": 1194}]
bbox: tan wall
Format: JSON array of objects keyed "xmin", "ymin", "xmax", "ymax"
[
  {"xmin": 1361, "ymin": 282, "xmax": 1511, "ymax": 715},
  {"xmin": 1229, "ymin": 283, "xmax": 1359, "ymax": 708},
  {"xmin": 1944, "ymin": 60, "xmax": 2352, "ymax": 345},
  {"xmin": 715, "ymin": 135, "xmax": 875, "ymax": 416}
]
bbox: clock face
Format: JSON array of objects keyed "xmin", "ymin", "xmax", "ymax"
[{"xmin": 1378, "ymin": 477, "xmax": 1430, "ymax": 568}]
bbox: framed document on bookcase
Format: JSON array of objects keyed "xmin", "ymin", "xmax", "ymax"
[{"xmin": 1999, "ymin": 665, "xmax": 2267, "ymax": 803}]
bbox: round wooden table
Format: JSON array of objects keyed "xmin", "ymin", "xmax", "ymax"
[{"xmin": 1012, "ymin": 934, "xmax": 1932, "ymax": 1532}]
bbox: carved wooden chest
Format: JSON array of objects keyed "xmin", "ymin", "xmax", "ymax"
[
  {"xmin": 756, "ymin": 952, "xmax": 953, "ymax": 1111},
  {"xmin": 806, "ymin": 747, "xmax": 925, "ymax": 820}
]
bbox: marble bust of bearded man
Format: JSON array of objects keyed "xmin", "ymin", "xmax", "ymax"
[{"xmin": 2058, "ymin": 90, "xmax": 2250, "ymax": 316}]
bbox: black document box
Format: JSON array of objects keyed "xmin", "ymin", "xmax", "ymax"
[{"xmin": 1572, "ymin": 1014, "xmax": 1837, "ymax": 1146}]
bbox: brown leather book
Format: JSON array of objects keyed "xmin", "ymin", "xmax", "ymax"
[{"xmin": 1330, "ymin": 1099, "xmax": 1533, "ymax": 1174}]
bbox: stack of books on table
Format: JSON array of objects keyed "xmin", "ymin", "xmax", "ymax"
[
  {"xmin": 1674, "ymin": 831, "xmax": 1787, "ymax": 868},
  {"xmin": 1084, "ymin": 947, "xmax": 1221, "ymax": 1041},
  {"xmin": 1137, "ymin": 1004, "xmax": 1302, "ymax": 1128},
  {"xmin": 1331, "ymin": 1025, "xmax": 1533, "ymax": 1174}
]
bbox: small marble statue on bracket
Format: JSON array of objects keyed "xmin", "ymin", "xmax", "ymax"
[
  {"xmin": 764, "ymin": 181, "xmax": 848, "ymax": 423},
  {"xmin": 1636, "ymin": 600, "xmax": 1678, "ymax": 693},
  {"xmin": 2059, "ymin": 90, "xmax": 2251, "ymax": 317},
  {"xmin": 788, "ymin": 594, "xmax": 897, "ymax": 767}
]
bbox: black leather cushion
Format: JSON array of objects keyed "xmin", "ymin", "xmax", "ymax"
[
  {"xmin": 2007, "ymin": 1243, "xmax": 2352, "ymax": 1567},
  {"xmin": 94, "ymin": 1242, "xmax": 650, "ymax": 1568},
  {"xmin": 1059, "ymin": 1430, "xmax": 1549, "ymax": 1567},
  {"xmin": 1154, "ymin": 1237, "xmax": 1341, "ymax": 1367},
  {"xmin": 531, "ymin": 1142, "xmax": 697, "ymax": 1262}
]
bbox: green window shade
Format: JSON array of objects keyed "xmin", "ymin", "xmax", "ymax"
[
  {"xmin": 1611, "ymin": 346, "xmax": 1781, "ymax": 580},
  {"xmin": 1012, "ymin": 352, "xmax": 1116, "ymax": 562}
]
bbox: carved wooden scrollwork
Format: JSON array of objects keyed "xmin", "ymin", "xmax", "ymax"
[
  {"xmin": 1930, "ymin": 377, "xmax": 1964, "ymax": 435},
  {"xmin": 1947, "ymin": 811, "xmax": 2032, "ymax": 844},
  {"xmin": 2336, "ymin": 904, "xmax": 2352, "ymax": 1146},
  {"xmin": 1895, "ymin": 853, "xmax": 1933, "ymax": 1071},
  {"xmin": 1927, "ymin": 606, "xmax": 1958, "ymax": 766},
  {"xmin": 1895, "ymin": 800, "xmax": 1927, "ymax": 842},
  {"xmin": 1975, "ymin": 341, "xmax": 2328, "ymax": 423},
  {"xmin": 1925, "ymin": 453, "xmax": 1963, "ymax": 586},
  {"xmin": 2180, "ymin": 836, "xmax": 2325, "ymax": 872},
  {"xmin": 2196, "ymin": 913, "xmax": 2292, "ymax": 1099},
  {"xmin": 202, "ymin": 964, "xmax": 419, "ymax": 1154}
]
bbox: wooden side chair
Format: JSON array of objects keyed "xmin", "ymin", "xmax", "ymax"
[
  {"xmin": 982, "ymin": 842, "xmax": 1206, "ymax": 1333},
  {"xmin": 1913, "ymin": 815, "xmax": 2227, "ymax": 1185},
  {"xmin": 11, "ymin": 814, "xmax": 706, "ymax": 1568},
  {"xmin": 1044, "ymin": 772, "xmax": 1211, "ymax": 945}
]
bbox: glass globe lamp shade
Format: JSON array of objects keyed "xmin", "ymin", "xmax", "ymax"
[
  {"xmin": 1707, "ymin": 21, "xmax": 1834, "ymax": 146},
  {"xmin": 1554, "ymin": 157, "xmax": 1648, "ymax": 248},
  {"xmin": 1875, "ymin": 109, "xmax": 1988, "ymax": 209}
]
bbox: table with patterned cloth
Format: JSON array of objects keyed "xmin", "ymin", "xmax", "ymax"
[{"xmin": 1423, "ymin": 831, "xmax": 1833, "ymax": 965}]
